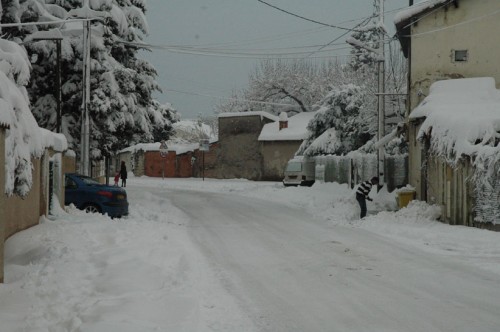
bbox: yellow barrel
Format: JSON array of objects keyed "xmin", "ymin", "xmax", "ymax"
[{"xmin": 397, "ymin": 190, "xmax": 416, "ymax": 209}]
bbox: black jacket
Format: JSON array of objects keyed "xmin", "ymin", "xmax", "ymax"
[{"xmin": 120, "ymin": 165, "xmax": 127, "ymax": 179}]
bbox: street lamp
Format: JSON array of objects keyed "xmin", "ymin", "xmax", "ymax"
[{"xmin": 31, "ymin": 29, "xmax": 63, "ymax": 134}]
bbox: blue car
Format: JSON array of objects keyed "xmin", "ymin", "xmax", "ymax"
[{"xmin": 64, "ymin": 173, "xmax": 129, "ymax": 218}]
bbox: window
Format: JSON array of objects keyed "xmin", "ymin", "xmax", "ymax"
[
  {"xmin": 65, "ymin": 176, "xmax": 77, "ymax": 189},
  {"xmin": 453, "ymin": 49, "xmax": 468, "ymax": 62},
  {"xmin": 286, "ymin": 162, "xmax": 302, "ymax": 172}
]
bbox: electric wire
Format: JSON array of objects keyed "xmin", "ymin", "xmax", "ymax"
[
  {"xmin": 122, "ymin": 40, "xmax": 360, "ymax": 59},
  {"xmin": 164, "ymin": 88, "xmax": 306, "ymax": 107},
  {"xmin": 166, "ymin": 26, "xmax": 331, "ymax": 49},
  {"xmin": 307, "ymin": 16, "xmax": 373, "ymax": 58},
  {"xmin": 256, "ymin": 0, "xmax": 364, "ymax": 32}
]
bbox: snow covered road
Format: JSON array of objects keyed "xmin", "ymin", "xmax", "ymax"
[
  {"xmin": 165, "ymin": 186, "xmax": 500, "ymax": 332},
  {"xmin": 1, "ymin": 178, "xmax": 500, "ymax": 332}
]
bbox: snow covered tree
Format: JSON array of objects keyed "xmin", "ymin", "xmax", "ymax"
[
  {"xmin": 384, "ymin": 42, "xmax": 407, "ymax": 130},
  {"xmin": 196, "ymin": 113, "xmax": 218, "ymax": 139},
  {"xmin": 298, "ymin": 84, "xmax": 374, "ymax": 156},
  {"xmin": 151, "ymin": 101, "xmax": 179, "ymax": 142},
  {"xmin": 215, "ymin": 90, "xmax": 249, "ymax": 114},
  {"xmin": 347, "ymin": 24, "xmax": 380, "ymax": 73},
  {"xmin": 240, "ymin": 60, "xmax": 321, "ymax": 115},
  {"xmin": 2, "ymin": 0, "xmax": 177, "ymax": 161},
  {"xmin": 0, "ymin": 37, "xmax": 44, "ymax": 197}
]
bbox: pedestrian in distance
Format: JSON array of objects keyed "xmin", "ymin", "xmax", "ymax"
[
  {"xmin": 355, "ymin": 176, "xmax": 379, "ymax": 219},
  {"xmin": 120, "ymin": 161, "xmax": 127, "ymax": 187},
  {"xmin": 113, "ymin": 172, "xmax": 120, "ymax": 186}
]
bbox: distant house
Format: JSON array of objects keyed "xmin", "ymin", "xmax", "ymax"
[
  {"xmin": 217, "ymin": 112, "xmax": 277, "ymax": 180},
  {"xmin": 258, "ymin": 111, "xmax": 316, "ymax": 180},
  {"xmin": 395, "ymin": 0, "xmax": 500, "ymax": 228},
  {"xmin": 113, "ymin": 119, "xmax": 218, "ymax": 179},
  {"xmin": 115, "ymin": 140, "xmax": 216, "ymax": 179}
]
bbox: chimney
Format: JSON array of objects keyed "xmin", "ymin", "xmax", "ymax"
[{"xmin": 279, "ymin": 112, "xmax": 288, "ymax": 130}]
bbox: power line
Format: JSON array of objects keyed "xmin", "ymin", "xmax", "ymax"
[
  {"xmin": 166, "ymin": 26, "xmax": 331, "ymax": 50},
  {"xmin": 256, "ymin": 0, "xmax": 363, "ymax": 32},
  {"xmin": 164, "ymin": 88, "xmax": 307, "ymax": 107},
  {"xmin": 307, "ymin": 16, "xmax": 373, "ymax": 58},
  {"xmin": 121, "ymin": 40, "xmax": 363, "ymax": 59}
]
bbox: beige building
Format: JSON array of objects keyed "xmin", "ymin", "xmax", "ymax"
[
  {"xmin": 395, "ymin": 0, "xmax": 500, "ymax": 228},
  {"xmin": 258, "ymin": 111, "xmax": 316, "ymax": 181},
  {"xmin": 1, "ymin": 128, "xmax": 73, "ymax": 283}
]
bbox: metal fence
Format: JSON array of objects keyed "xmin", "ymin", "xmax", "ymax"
[{"xmin": 314, "ymin": 153, "xmax": 408, "ymax": 192}]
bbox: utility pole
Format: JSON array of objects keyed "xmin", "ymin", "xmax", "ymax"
[
  {"xmin": 346, "ymin": 0, "xmax": 386, "ymax": 190},
  {"xmin": 80, "ymin": 20, "xmax": 91, "ymax": 176},
  {"xmin": 31, "ymin": 29, "xmax": 63, "ymax": 133},
  {"xmin": 376, "ymin": 0, "xmax": 386, "ymax": 189},
  {"xmin": 56, "ymin": 39, "xmax": 62, "ymax": 133}
]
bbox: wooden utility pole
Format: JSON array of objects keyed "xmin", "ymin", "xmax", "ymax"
[
  {"xmin": 80, "ymin": 20, "xmax": 91, "ymax": 176},
  {"xmin": 376, "ymin": 0, "xmax": 386, "ymax": 189}
]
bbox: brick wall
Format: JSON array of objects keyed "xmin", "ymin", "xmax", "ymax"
[
  {"xmin": 194, "ymin": 142, "xmax": 219, "ymax": 178},
  {"xmin": 144, "ymin": 151, "xmax": 196, "ymax": 178}
]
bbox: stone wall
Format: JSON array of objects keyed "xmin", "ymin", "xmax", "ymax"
[{"xmin": 217, "ymin": 115, "xmax": 274, "ymax": 180}]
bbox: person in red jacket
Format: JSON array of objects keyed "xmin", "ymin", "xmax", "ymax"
[{"xmin": 113, "ymin": 172, "xmax": 120, "ymax": 186}]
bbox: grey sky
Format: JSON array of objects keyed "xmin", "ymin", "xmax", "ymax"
[{"xmin": 142, "ymin": 0, "xmax": 409, "ymax": 119}]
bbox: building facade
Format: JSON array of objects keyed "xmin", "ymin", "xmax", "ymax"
[{"xmin": 395, "ymin": 0, "xmax": 500, "ymax": 228}]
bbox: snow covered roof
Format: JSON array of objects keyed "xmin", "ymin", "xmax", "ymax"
[
  {"xmin": 0, "ymin": 112, "xmax": 10, "ymax": 128},
  {"xmin": 394, "ymin": 0, "xmax": 452, "ymax": 26},
  {"xmin": 410, "ymin": 77, "xmax": 500, "ymax": 167},
  {"xmin": 258, "ymin": 111, "xmax": 316, "ymax": 141},
  {"xmin": 218, "ymin": 111, "xmax": 278, "ymax": 122},
  {"xmin": 40, "ymin": 128, "xmax": 68, "ymax": 152},
  {"xmin": 394, "ymin": 0, "xmax": 454, "ymax": 57},
  {"xmin": 119, "ymin": 141, "xmax": 200, "ymax": 155}
]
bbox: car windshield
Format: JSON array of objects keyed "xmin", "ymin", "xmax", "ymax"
[
  {"xmin": 286, "ymin": 162, "xmax": 302, "ymax": 172},
  {"xmin": 79, "ymin": 176, "xmax": 101, "ymax": 186}
]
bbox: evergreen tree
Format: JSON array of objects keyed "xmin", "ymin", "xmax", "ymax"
[
  {"xmin": 2, "ymin": 0, "xmax": 177, "ymax": 161},
  {"xmin": 0, "ymin": 37, "xmax": 44, "ymax": 197},
  {"xmin": 298, "ymin": 84, "xmax": 373, "ymax": 156},
  {"xmin": 347, "ymin": 24, "xmax": 380, "ymax": 72}
]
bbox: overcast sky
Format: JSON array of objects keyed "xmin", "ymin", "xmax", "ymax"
[{"xmin": 142, "ymin": 0, "xmax": 409, "ymax": 119}]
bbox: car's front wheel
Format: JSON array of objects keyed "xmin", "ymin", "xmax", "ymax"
[{"xmin": 84, "ymin": 204, "xmax": 101, "ymax": 214}]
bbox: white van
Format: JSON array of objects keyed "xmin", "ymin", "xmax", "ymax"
[{"xmin": 283, "ymin": 156, "xmax": 315, "ymax": 187}]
